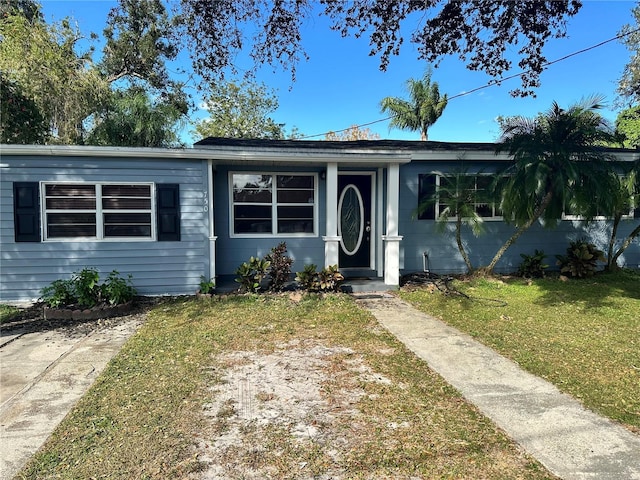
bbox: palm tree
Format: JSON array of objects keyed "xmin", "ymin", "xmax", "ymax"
[
  {"xmin": 380, "ymin": 70, "xmax": 447, "ymax": 141},
  {"xmin": 598, "ymin": 161, "xmax": 640, "ymax": 269},
  {"xmin": 482, "ymin": 97, "xmax": 617, "ymax": 274},
  {"xmin": 416, "ymin": 169, "xmax": 487, "ymax": 273}
]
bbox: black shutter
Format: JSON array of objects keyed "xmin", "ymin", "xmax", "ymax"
[
  {"xmin": 13, "ymin": 182, "xmax": 40, "ymax": 242},
  {"xmin": 635, "ymin": 206, "xmax": 640, "ymax": 219},
  {"xmin": 417, "ymin": 174, "xmax": 436, "ymax": 220},
  {"xmin": 156, "ymin": 184, "xmax": 180, "ymax": 241}
]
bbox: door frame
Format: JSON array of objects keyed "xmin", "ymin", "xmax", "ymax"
[{"xmin": 337, "ymin": 171, "xmax": 376, "ymax": 272}]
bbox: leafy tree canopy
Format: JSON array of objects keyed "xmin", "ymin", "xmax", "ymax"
[
  {"xmin": 180, "ymin": 0, "xmax": 581, "ymax": 96},
  {"xmin": 0, "ymin": 73, "xmax": 48, "ymax": 144},
  {"xmin": 617, "ymin": 3, "xmax": 640, "ymax": 104},
  {"xmin": 0, "ymin": 0, "xmax": 42, "ymax": 23},
  {"xmin": 0, "ymin": 10, "xmax": 110, "ymax": 143},
  {"xmin": 615, "ymin": 105, "xmax": 640, "ymax": 148},
  {"xmin": 86, "ymin": 87, "xmax": 186, "ymax": 147},
  {"xmin": 101, "ymin": 0, "xmax": 179, "ymax": 92},
  {"xmin": 193, "ymin": 80, "xmax": 288, "ymax": 139}
]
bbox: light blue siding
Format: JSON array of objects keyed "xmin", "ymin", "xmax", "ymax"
[
  {"xmin": 398, "ymin": 161, "xmax": 640, "ymax": 274},
  {"xmin": 0, "ymin": 156, "xmax": 209, "ymax": 301},
  {"xmin": 212, "ymin": 165, "xmax": 327, "ymax": 278}
]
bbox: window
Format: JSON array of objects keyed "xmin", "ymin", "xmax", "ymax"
[
  {"xmin": 230, "ymin": 173, "xmax": 316, "ymax": 236},
  {"xmin": 418, "ymin": 173, "xmax": 502, "ymax": 220},
  {"xmin": 42, "ymin": 183, "xmax": 154, "ymax": 240}
]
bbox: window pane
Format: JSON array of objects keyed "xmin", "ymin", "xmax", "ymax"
[
  {"xmin": 45, "ymin": 184, "xmax": 95, "ymax": 197},
  {"xmin": 234, "ymin": 219, "xmax": 272, "ymax": 233},
  {"xmin": 476, "ymin": 204, "xmax": 493, "ymax": 217},
  {"xmin": 438, "ymin": 202, "xmax": 451, "ymax": 216},
  {"xmin": 105, "ymin": 225, "xmax": 152, "ymax": 237},
  {"xmin": 277, "ymin": 205, "xmax": 313, "ymax": 219},
  {"xmin": 278, "ymin": 220, "xmax": 313, "ymax": 233},
  {"xmin": 277, "ymin": 175, "xmax": 313, "ymax": 189},
  {"xmin": 103, "ymin": 198, "xmax": 152, "ymax": 209},
  {"xmin": 102, "ymin": 185, "xmax": 150, "ymax": 197},
  {"xmin": 47, "ymin": 213, "xmax": 96, "ymax": 238},
  {"xmin": 104, "ymin": 213, "xmax": 151, "ymax": 224},
  {"xmin": 46, "ymin": 197, "xmax": 96, "ymax": 209},
  {"xmin": 233, "ymin": 205, "xmax": 272, "ymax": 233},
  {"xmin": 233, "ymin": 189, "xmax": 272, "ymax": 203},
  {"xmin": 475, "ymin": 176, "xmax": 492, "ymax": 189},
  {"xmin": 278, "ymin": 206, "xmax": 314, "ymax": 233},
  {"xmin": 277, "ymin": 190, "xmax": 314, "ymax": 203}
]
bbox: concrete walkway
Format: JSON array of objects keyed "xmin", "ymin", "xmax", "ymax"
[
  {"xmin": 355, "ymin": 293, "xmax": 640, "ymax": 480},
  {"xmin": 0, "ymin": 319, "xmax": 142, "ymax": 479}
]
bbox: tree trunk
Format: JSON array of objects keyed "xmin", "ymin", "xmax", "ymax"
[
  {"xmin": 610, "ymin": 222, "xmax": 640, "ymax": 268},
  {"xmin": 606, "ymin": 214, "xmax": 622, "ymax": 270},
  {"xmin": 482, "ymin": 190, "xmax": 553, "ymax": 274},
  {"xmin": 456, "ymin": 217, "xmax": 474, "ymax": 273}
]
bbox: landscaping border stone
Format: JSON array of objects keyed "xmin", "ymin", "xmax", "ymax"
[{"xmin": 43, "ymin": 302, "xmax": 134, "ymax": 321}]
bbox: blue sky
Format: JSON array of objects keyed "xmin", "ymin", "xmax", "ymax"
[{"xmin": 41, "ymin": 0, "xmax": 636, "ymax": 145}]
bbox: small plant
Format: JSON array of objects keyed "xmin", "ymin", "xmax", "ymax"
[
  {"xmin": 102, "ymin": 270, "xmax": 136, "ymax": 305},
  {"xmin": 517, "ymin": 249, "xmax": 548, "ymax": 278},
  {"xmin": 198, "ymin": 275, "xmax": 216, "ymax": 295},
  {"xmin": 72, "ymin": 267, "xmax": 101, "ymax": 307},
  {"xmin": 556, "ymin": 239, "xmax": 605, "ymax": 278},
  {"xmin": 295, "ymin": 264, "xmax": 344, "ymax": 292},
  {"xmin": 317, "ymin": 265, "xmax": 345, "ymax": 292},
  {"xmin": 40, "ymin": 268, "xmax": 136, "ymax": 308},
  {"xmin": 40, "ymin": 278, "xmax": 75, "ymax": 308},
  {"xmin": 235, "ymin": 256, "xmax": 271, "ymax": 293},
  {"xmin": 295, "ymin": 264, "xmax": 318, "ymax": 291},
  {"xmin": 264, "ymin": 242, "xmax": 294, "ymax": 292}
]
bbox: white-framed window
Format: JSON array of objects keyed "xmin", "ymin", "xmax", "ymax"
[
  {"xmin": 230, "ymin": 172, "xmax": 317, "ymax": 237},
  {"xmin": 418, "ymin": 173, "xmax": 502, "ymax": 220},
  {"xmin": 562, "ymin": 189, "xmax": 635, "ymax": 221},
  {"xmin": 42, "ymin": 182, "xmax": 155, "ymax": 240}
]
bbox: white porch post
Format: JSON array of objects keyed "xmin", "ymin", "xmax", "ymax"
[
  {"xmin": 206, "ymin": 159, "xmax": 217, "ymax": 280},
  {"xmin": 382, "ymin": 163, "xmax": 402, "ymax": 286},
  {"xmin": 322, "ymin": 162, "xmax": 340, "ymax": 267}
]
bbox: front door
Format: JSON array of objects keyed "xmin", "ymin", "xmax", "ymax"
[{"xmin": 338, "ymin": 174, "xmax": 373, "ymax": 269}]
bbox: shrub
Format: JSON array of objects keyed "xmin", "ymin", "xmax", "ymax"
[
  {"xmin": 295, "ymin": 264, "xmax": 344, "ymax": 293},
  {"xmin": 316, "ymin": 265, "xmax": 345, "ymax": 292},
  {"xmin": 264, "ymin": 242, "xmax": 294, "ymax": 292},
  {"xmin": 40, "ymin": 269, "xmax": 136, "ymax": 308},
  {"xmin": 295, "ymin": 264, "xmax": 318, "ymax": 291},
  {"xmin": 517, "ymin": 249, "xmax": 548, "ymax": 278},
  {"xmin": 235, "ymin": 257, "xmax": 271, "ymax": 293},
  {"xmin": 198, "ymin": 275, "xmax": 216, "ymax": 295},
  {"xmin": 40, "ymin": 279, "xmax": 75, "ymax": 308},
  {"xmin": 556, "ymin": 240, "xmax": 605, "ymax": 278},
  {"xmin": 73, "ymin": 267, "xmax": 101, "ymax": 307},
  {"xmin": 102, "ymin": 271, "xmax": 136, "ymax": 305}
]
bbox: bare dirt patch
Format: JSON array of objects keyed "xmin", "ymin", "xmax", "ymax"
[{"xmin": 194, "ymin": 339, "xmax": 394, "ymax": 479}]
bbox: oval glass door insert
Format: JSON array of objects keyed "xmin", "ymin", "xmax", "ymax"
[{"xmin": 338, "ymin": 184, "xmax": 364, "ymax": 255}]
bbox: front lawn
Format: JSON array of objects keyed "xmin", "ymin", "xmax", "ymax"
[
  {"xmin": 399, "ymin": 269, "xmax": 640, "ymax": 433},
  {"xmin": 17, "ymin": 294, "xmax": 554, "ymax": 479}
]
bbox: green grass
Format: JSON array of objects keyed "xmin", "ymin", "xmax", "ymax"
[
  {"xmin": 17, "ymin": 293, "xmax": 555, "ymax": 479},
  {"xmin": 0, "ymin": 304, "xmax": 20, "ymax": 324},
  {"xmin": 399, "ymin": 269, "xmax": 640, "ymax": 432}
]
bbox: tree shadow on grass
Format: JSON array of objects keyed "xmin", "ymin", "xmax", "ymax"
[{"xmin": 531, "ymin": 269, "xmax": 640, "ymax": 310}]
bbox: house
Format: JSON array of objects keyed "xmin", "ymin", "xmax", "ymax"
[{"xmin": 1, "ymin": 139, "xmax": 638, "ymax": 301}]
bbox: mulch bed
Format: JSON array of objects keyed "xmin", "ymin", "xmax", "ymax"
[{"xmin": 0, "ymin": 296, "xmax": 168, "ymax": 336}]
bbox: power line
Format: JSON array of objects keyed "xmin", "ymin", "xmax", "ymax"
[{"xmin": 298, "ymin": 27, "xmax": 640, "ymax": 140}]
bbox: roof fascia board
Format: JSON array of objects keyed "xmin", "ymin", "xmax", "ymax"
[
  {"xmin": 411, "ymin": 150, "xmax": 510, "ymax": 162},
  {"xmin": 0, "ymin": 144, "xmax": 217, "ymax": 160},
  {"xmin": 1, "ymin": 144, "xmax": 411, "ymax": 165}
]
